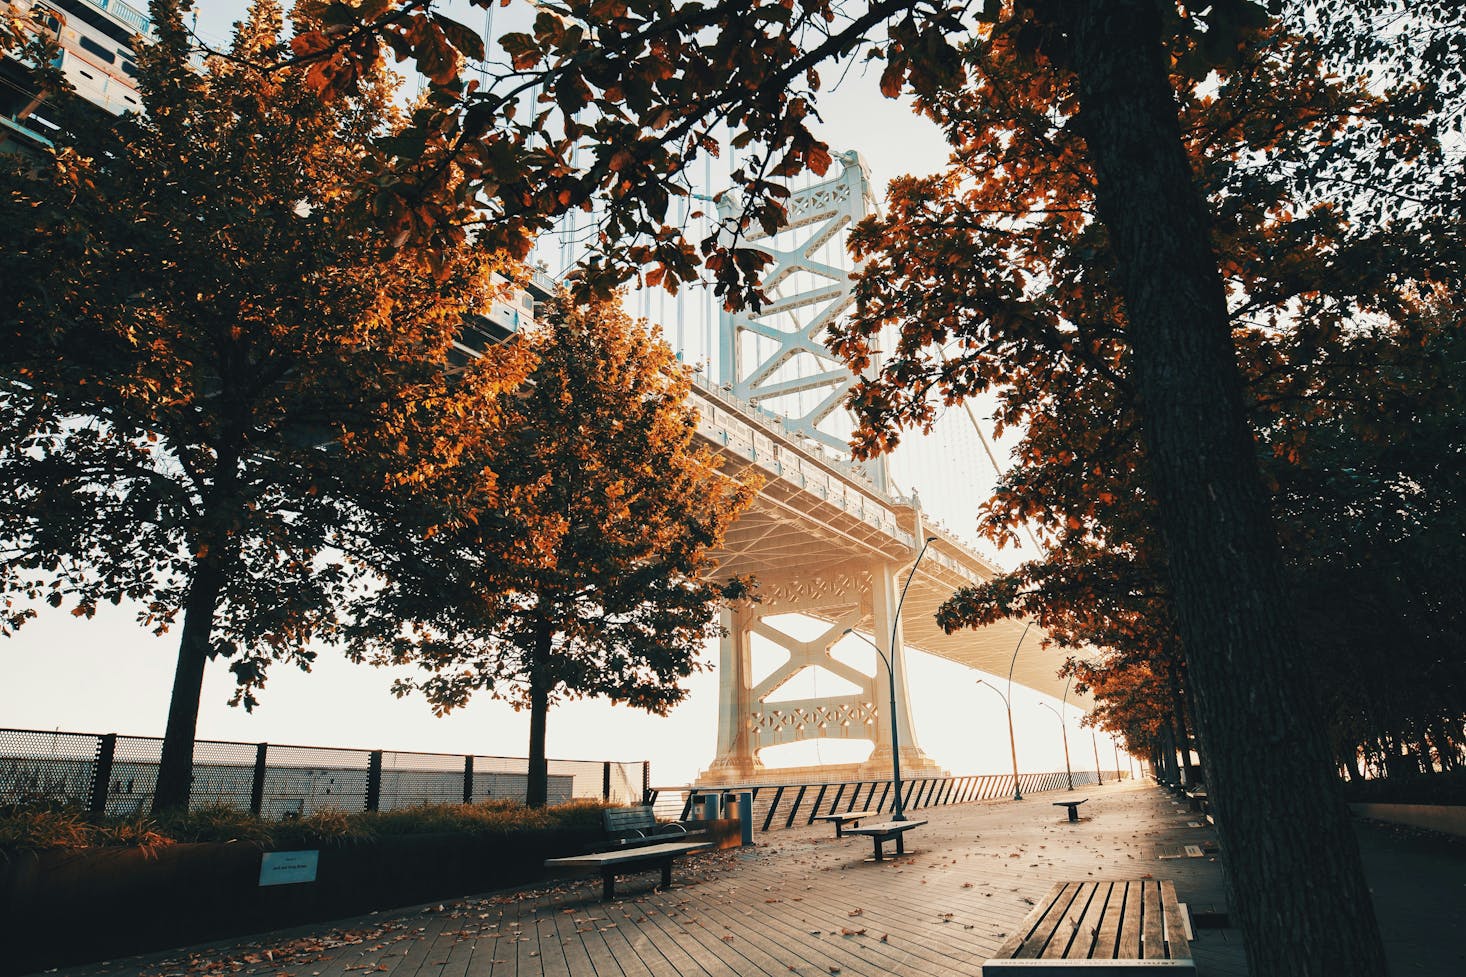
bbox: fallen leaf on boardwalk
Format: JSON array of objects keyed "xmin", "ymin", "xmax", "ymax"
[
  {"xmin": 1022, "ymin": 897, "xmax": 1036, "ymax": 905},
  {"xmin": 829, "ymin": 969, "xmax": 841, "ymax": 975},
  {"xmin": 962, "ymin": 882, "xmax": 974, "ymax": 888},
  {"xmin": 840, "ymin": 928, "xmax": 867, "ymax": 937},
  {"xmin": 879, "ymin": 934, "xmax": 888, "ymax": 943},
  {"xmin": 847, "ymin": 908, "xmax": 864, "ymax": 917}
]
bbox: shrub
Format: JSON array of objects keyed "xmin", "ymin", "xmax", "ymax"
[
  {"xmin": 0, "ymin": 802, "xmax": 93, "ymax": 856},
  {"xmin": 0, "ymin": 797, "xmax": 612, "ymax": 857},
  {"xmin": 158, "ymin": 804, "xmax": 273, "ymax": 845}
]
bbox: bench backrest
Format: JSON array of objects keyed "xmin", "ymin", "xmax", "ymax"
[{"xmin": 603, "ymin": 805, "xmax": 659, "ymax": 839}]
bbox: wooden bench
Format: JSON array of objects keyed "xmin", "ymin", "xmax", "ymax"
[
  {"xmin": 983, "ymin": 880, "xmax": 1194, "ymax": 974},
  {"xmin": 1053, "ymin": 798, "xmax": 1089, "ymax": 822},
  {"xmin": 1184, "ymin": 789, "xmax": 1208, "ymax": 814},
  {"xmin": 842, "ymin": 818, "xmax": 927, "ymax": 861},
  {"xmin": 603, "ymin": 805, "xmax": 694, "ymax": 848},
  {"xmin": 544, "ymin": 840, "xmax": 710, "ymax": 900},
  {"xmin": 811, "ymin": 809, "xmax": 878, "ymax": 838}
]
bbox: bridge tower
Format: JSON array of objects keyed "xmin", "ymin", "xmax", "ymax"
[{"xmin": 701, "ymin": 152, "xmax": 945, "ymax": 783}]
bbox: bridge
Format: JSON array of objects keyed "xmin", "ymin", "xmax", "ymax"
[{"xmin": 639, "ymin": 152, "xmax": 1070, "ymax": 784}]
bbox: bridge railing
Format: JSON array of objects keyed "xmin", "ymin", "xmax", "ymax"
[{"xmin": 649, "ymin": 769, "xmax": 1131, "ymax": 830}]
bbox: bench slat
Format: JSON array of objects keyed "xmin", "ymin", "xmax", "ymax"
[
  {"xmin": 1159, "ymin": 882, "xmax": 1192, "ymax": 962},
  {"xmin": 544, "ymin": 841, "xmax": 707, "ymax": 868},
  {"xmin": 1040, "ymin": 882, "xmax": 1097, "ymax": 960},
  {"xmin": 1141, "ymin": 880, "xmax": 1166, "ymax": 959},
  {"xmin": 992, "ymin": 885, "xmax": 1066, "ymax": 960},
  {"xmin": 1066, "ymin": 881, "xmax": 1115, "ymax": 960},
  {"xmin": 1115, "ymin": 882, "xmax": 1143, "ymax": 960},
  {"xmin": 1016, "ymin": 882, "xmax": 1083, "ymax": 959},
  {"xmin": 1089, "ymin": 882, "xmax": 1125, "ymax": 959}
]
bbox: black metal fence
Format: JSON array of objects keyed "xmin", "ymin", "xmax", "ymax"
[
  {"xmin": 0, "ymin": 727, "xmax": 649, "ymax": 817},
  {"xmin": 653, "ymin": 768, "xmax": 1131, "ymax": 831}
]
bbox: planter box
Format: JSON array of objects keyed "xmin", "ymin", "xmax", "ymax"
[
  {"xmin": 1, "ymin": 818, "xmax": 745, "ymax": 976},
  {"xmin": 1350, "ymin": 802, "xmax": 1466, "ymax": 839}
]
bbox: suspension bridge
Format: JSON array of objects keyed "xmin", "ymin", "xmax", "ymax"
[{"xmin": 523, "ymin": 151, "xmax": 1075, "ymax": 785}]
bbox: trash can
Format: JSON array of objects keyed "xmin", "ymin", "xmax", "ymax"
[{"xmin": 691, "ymin": 791, "xmax": 721, "ymax": 820}]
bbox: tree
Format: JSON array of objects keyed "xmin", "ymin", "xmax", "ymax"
[
  {"xmin": 167, "ymin": 0, "xmax": 1464, "ymax": 968},
  {"xmin": 841, "ymin": 13, "xmax": 1464, "ymax": 789},
  {"xmin": 347, "ymin": 296, "xmax": 757, "ymax": 807},
  {"xmin": 0, "ymin": 0, "xmax": 524, "ymax": 811}
]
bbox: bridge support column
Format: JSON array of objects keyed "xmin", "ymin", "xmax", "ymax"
[
  {"xmin": 698, "ymin": 558, "xmax": 945, "ymax": 785},
  {"xmin": 705, "ymin": 603, "xmax": 763, "ymax": 779},
  {"xmin": 859, "ymin": 557, "xmax": 941, "ymax": 779}
]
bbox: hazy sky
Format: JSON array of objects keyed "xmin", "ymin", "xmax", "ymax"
[{"xmin": 0, "ymin": 1, "xmax": 1125, "ymax": 788}]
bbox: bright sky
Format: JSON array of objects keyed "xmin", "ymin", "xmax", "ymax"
[{"xmin": 0, "ymin": 2, "xmax": 1129, "ymax": 789}]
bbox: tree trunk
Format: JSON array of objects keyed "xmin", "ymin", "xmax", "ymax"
[
  {"xmin": 525, "ymin": 618, "xmax": 552, "ymax": 808},
  {"xmin": 1067, "ymin": 4, "xmax": 1389, "ymax": 975},
  {"xmin": 152, "ymin": 549, "xmax": 227, "ymax": 813},
  {"xmin": 1166, "ymin": 661, "xmax": 1199, "ymax": 786}
]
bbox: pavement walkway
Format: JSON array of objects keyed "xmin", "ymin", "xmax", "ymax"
[{"xmin": 45, "ymin": 779, "xmax": 1465, "ymax": 977}]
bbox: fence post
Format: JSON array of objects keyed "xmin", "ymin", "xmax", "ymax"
[
  {"xmin": 463, "ymin": 755, "xmax": 474, "ymax": 804},
  {"xmin": 250, "ymin": 743, "xmax": 268, "ymax": 815},
  {"xmin": 88, "ymin": 733, "xmax": 116, "ymax": 817},
  {"xmin": 366, "ymin": 750, "xmax": 383, "ymax": 812},
  {"xmin": 602, "ymin": 761, "xmax": 611, "ymax": 801}
]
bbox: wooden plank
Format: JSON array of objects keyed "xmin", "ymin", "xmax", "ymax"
[
  {"xmin": 1159, "ymin": 881, "xmax": 1193, "ymax": 962},
  {"xmin": 1115, "ymin": 880, "xmax": 1143, "ymax": 960},
  {"xmin": 1088, "ymin": 877, "xmax": 1125, "ymax": 961},
  {"xmin": 1072, "ymin": 880, "xmax": 1119, "ymax": 961},
  {"xmin": 990, "ymin": 883, "xmax": 1065, "ymax": 960},
  {"xmin": 1039, "ymin": 882, "xmax": 1095, "ymax": 959},
  {"xmin": 1017, "ymin": 882, "xmax": 1084, "ymax": 959},
  {"xmin": 545, "ymin": 841, "xmax": 706, "ymax": 868},
  {"xmin": 1140, "ymin": 879, "xmax": 1165, "ymax": 960},
  {"xmin": 1054, "ymin": 880, "xmax": 1117, "ymax": 961}
]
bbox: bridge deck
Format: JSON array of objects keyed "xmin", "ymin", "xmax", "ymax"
[{"xmin": 56, "ymin": 780, "xmax": 1465, "ymax": 977}]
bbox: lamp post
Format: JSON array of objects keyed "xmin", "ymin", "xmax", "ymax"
[
  {"xmin": 1038, "ymin": 702, "xmax": 1073, "ymax": 790},
  {"xmin": 1092, "ymin": 731, "xmax": 1104, "ymax": 786},
  {"xmin": 840, "ymin": 535, "xmax": 938, "ymax": 822},
  {"xmin": 976, "ymin": 679, "xmax": 1022, "ymax": 800},
  {"xmin": 974, "ymin": 620, "xmax": 1033, "ymax": 800}
]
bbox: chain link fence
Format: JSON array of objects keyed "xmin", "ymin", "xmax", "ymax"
[{"xmin": 0, "ymin": 727, "xmax": 648, "ymax": 816}]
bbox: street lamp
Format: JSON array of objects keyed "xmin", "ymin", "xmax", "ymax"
[
  {"xmin": 1038, "ymin": 702, "xmax": 1073, "ymax": 791},
  {"xmin": 973, "ymin": 620, "xmax": 1033, "ymax": 800},
  {"xmin": 841, "ymin": 535, "xmax": 938, "ymax": 822}
]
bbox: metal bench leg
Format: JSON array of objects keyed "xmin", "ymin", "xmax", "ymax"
[
  {"xmin": 601, "ymin": 868, "xmax": 616, "ymax": 901},
  {"xmin": 1068, "ymin": 806, "xmax": 1079, "ymax": 822},
  {"xmin": 660, "ymin": 858, "xmax": 674, "ymax": 890},
  {"xmin": 895, "ymin": 832, "xmax": 907, "ymax": 855},
  {"xmin": 872, "ymin": 838, "xmax": 885, "ymax": 862}
]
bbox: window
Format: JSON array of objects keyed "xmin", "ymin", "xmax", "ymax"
[{"xmin": 78, "ymin": 35, "xmax": 117, "ymax": 64}]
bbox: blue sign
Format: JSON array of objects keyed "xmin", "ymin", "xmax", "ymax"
[{"xmin": 259, "ymin": 850, "xmax": 319, "ymax": 886}]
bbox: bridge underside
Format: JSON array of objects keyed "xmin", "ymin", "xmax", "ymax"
[{"xmin": 699, "ymin": 453, "xmax": 1080, "ymax": 785}]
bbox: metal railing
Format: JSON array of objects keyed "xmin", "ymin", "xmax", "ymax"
[
  {"xmin": 651, "ymin": 769, "xmax": 1130, "ymax": 830},
  {"xmin": 0, "ymin": 727, "xmax": 648, "ymax": 817}
]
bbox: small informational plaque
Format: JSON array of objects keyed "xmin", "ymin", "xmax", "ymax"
[{"xmin": 259, "ymin": 850, "xmax": 319, "ymax": 886}]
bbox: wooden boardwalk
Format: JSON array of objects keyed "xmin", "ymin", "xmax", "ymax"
[{"xmin": 58, "ymin": 780, "xmax": 1266, "ymax": 977}]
